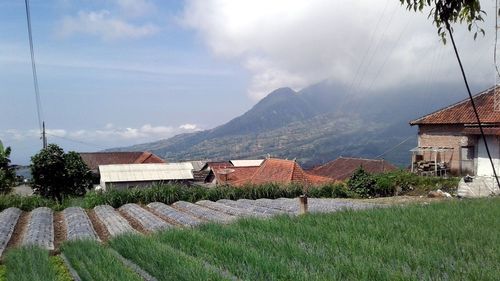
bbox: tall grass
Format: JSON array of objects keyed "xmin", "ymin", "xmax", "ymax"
[
  {"xmin": 60, "ymin": 239, "xmax": 142, "ymax": 281},
  {"xmin": 110, "ymin": 234, "xmax": 229, "ymax": 281},
  {"xmin": 0, "ymin": 170, "xmax": 459, "ymax": 211},
  {"xmin": 4, "ymin": 246, "xmax": 59, "ymax": 281},
  {"xmin": 145, "ymin": 198, "xmax": 499, "ymax": 280}
]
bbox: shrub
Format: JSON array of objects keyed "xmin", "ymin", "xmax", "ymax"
[{"xmin": 347, "ymin": 167, "xmax": 379, "ymax": 198}]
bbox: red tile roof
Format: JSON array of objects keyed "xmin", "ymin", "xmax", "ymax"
[
  {"xmin": 213, "ymin": 166, "xmax": 260, "ymax": 185},
  {"xmin": 79, "ymin": 152, "xmax": 165, "ymax": 171},
  {"xmin": 309, "ymin": 157, "xmax": 397, "ymax": 181},
  {"xmin": 225, "ymin": 158, "xmax": 333, "ymax": 186},
  {"xmin": 410, "ymin": 86, "xmax": 500, "ymax": 125}
]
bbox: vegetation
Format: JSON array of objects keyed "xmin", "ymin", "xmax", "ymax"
[
  {"xmin": 0, "ymin": 170, "xmax": 459, "ymax": 211},
  {"xmin": 348, "ymin": 168, "xmax": 459, "ymax": 198},
  {"xmin": 49, "ymin": 256, "xmax": 73, "ymax": 281},
  {"xmin": 0, "ymin": 265, "xmax": 5, "ymax": 281},
  {"xmin": 31, "ymin": 144, "xmax": 92, "ymax": 202},
  {"xmin": 110, "ymin": 235, "xmax": 228, "ymax": 280},
  {"xmin": 109, "ymin": 198, "xmax": 500, "ymax": 280},
  {"xmin": 61, "ymin": 240, "xmax": 142, "ymax": 281},
  {"xmin": 400, "ymin": 0, "xmax": 486, "ymax": 42},
  {"xmin": 4, "ymin": 246, "xmax": 60, "ymax": 281},
  {"xmin": 0, "ymin": 144, "xmax": 15, "ymax": 194}
]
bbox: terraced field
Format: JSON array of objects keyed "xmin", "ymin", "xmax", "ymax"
[
  {"xmin": 1, "ymin": 198, "xmax": 499, "ymax": 281},
  {"xmin": 0, "ymin": 198, "xmax": 375, "ymax": 255}
]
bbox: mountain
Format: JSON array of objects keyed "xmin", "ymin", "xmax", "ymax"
[{"xmin": 110, "ymin": 81, "xmax": 469, "ymax": 168}]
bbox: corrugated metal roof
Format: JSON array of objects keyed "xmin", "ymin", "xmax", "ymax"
[
  {"xmin": 99, "ymin": 163, "xmax": 194, "ymax": 183},
  {"xmin": 190, "ymin": 161, "xmax": 206, "ymax": 171},
  {"xmin": 230, "ymin": 159, "xmax": 264, "ymax": 167}
]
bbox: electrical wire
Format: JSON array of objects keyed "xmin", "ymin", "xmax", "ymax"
[
  {"xmin": 495, "ymin": 0, "xmax": 500, "ymax": 78},
  {"xmin": 45, "ymin": 133, "xmax": 106, "ymax": 150},
  {"xmin": 375, "ymin": 135, "xmax": 414, "ymax": 159},
  {"xmin": 446, "ymin": 23, "xmax": 500, "ymax": 190},
  {"xmin": 24, "ymin": 0, "xmax": 44, "ymax": 134}
]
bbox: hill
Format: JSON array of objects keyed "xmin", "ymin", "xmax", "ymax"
[{"xmin": 111, "ymin": 81, "xmax": 467, "ymax": 167}]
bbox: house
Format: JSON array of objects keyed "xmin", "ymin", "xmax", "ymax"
[
  {"xmin": 98, "ymin": 163, "xmax": 194, "ymax": 190},
  {"xmin": 79, "ymin": 152, "xmax": 165, "ymax": 174},
  {"xmin": 308, "ymin": 157, "xmax": 398, "ymax": 181},
  {"xmin": 409, "ymin": 86, "xmax": 500, "ymax": 197},
  {"xmin": 211, "ymin": 158, "xmax": 333, "ymax": 186}
]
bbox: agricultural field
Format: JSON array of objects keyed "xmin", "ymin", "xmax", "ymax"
[{"xmin": 0, "ymin": 197, "xmax": 498, "ymax": 280}]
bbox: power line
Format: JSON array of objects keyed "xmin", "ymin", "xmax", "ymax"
[
  {"xmin": 45, "ymin": 133, "xmax": 106, "ymax": 150},
  {"xmin": 346, "ymin": 0, "xmax": 390, "ymax": 95},
  {"xmin": 375, "ymin": 135, "xmax": 414, "ymax": 159},
  {"xmin": 365, "ymin": 18, "xmax": 412, "ymax": 92},
  {"xmin": 24, "ymin": 0, "xmax": 46, "ymax": 148},
  {"xmin": 446, "ymin": 23, "xmax": 500, "ymax": 190}
]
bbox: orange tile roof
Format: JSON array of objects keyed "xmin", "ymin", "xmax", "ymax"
[
  {"xmin": 224, "ymin": 158, "xmax": 333, "ymax": 186},
  {"xmin": 309, "ymin": 157, "xmax": 397, "ymax": 181},
  {"xmin": 410, "ymin": 86, "xmax": 500, "ymax": 125},
  {"xmin": 79, "ymin": 152, "xmax": 165, "ymax": 171},
  {"xmin": 213, "ymin": 166, "xmax": 259, "ymax": 185}
]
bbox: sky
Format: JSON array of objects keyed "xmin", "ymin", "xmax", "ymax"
[{"xmin": 1, "ymin": 0, "xmax": 498, "ymax": 164}]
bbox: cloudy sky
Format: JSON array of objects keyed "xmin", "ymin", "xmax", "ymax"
[{"xmin": 1, "ymin": 0, "xmax": 497, "ymax": 164}]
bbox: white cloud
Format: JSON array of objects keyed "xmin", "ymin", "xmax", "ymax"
[
  {"xmin": 1, "ymin": 124, "xmax": 178, "ymax": 143},
  {"xmin": 58, "ymin": 10, "xmax": 159, "ymax": 40},
  {"xmin": 182, "ymin": 0, "xmax": 496, "ymax": 99},
  {"xmin": 179, "ymin": 123, "xmax": 198, "ymax": 130}
]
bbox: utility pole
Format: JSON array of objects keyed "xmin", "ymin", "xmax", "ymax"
[{"xmin": 42, "ymin": 121, "xmax": 47, "ymax": 149}]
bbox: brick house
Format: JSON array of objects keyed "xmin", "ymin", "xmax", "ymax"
[{"xmin": 410, "ymin": 86, "xmax": 500, "ymax": 178}]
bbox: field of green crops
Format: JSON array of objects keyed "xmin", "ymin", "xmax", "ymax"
[{"xmin": 1, "ymin": 198, "xmax": 499, "ymax": 281}]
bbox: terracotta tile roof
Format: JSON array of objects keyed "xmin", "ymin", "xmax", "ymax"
[
  {"xmin": 309, "ymin": 157, "xmax": 397, "ymax": 181},
  {"xmin": 79, "ymin": 152, "xmax": 165, "ymax": 172},
  {"xmin": 228, "ymin": 158, "xmax": 333, "ymax": 186},
  {"xmin": 410, "ymin": 86, "xmax": 500, "ymax": 125},
  {"xmin": 213, "ymin": 167, "xmax": 260, "ymax": 185}
]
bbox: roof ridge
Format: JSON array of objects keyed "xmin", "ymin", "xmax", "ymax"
[
  {"xmin": 409, "ymin": 85, "xmax": 497, "ymax": 125},
  {"xmin": 339, "ymin": 156, "xmax": 384, "ymax": 162}
]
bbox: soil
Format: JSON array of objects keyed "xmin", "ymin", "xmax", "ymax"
[
  {"xmin": 4, "ymin": 212, "xmax": 30, "ymax": 252},
  {"xmin": 117, "ymin": 208, "xmax": 149, "ymax": 235},
  {"xmin": 144, "ymin": 205, "xmax": 183, "ymax": 227},
  {"xmin": 53, "ymin": 212, "xmax": 67, "ymax": 253},
  {"xmin": 87, "ymin": 209, "xmax": 111, "ymax": 243}
]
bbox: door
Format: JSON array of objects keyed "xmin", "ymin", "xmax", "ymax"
[{"xmin": 461, "ymin": 146, "xmax": 475, "ymax": 175}]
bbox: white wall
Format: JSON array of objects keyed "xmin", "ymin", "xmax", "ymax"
[{"xmin": 476, "ymin": 136, "xmax": 500, "ymax": 177}]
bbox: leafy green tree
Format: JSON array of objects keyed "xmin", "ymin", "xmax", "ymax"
[
  {"xmin": 400, "ymin": 0, "xmax": 486, "ymax": 42},
  {"xmin": 31, "ymin": 144, "xmax": 92, "ymax": 201},
  {"xmin": 347, "ymin": 167, "xmax": 377, "ymax": 198},
  {"xmin": 0, "ymin": 143, "xmax": 16, "ymax": 194}
]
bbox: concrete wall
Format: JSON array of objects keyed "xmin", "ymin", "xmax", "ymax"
[
  {"xmin": 417, "ymin": 125, "xmax": 477, "ymax": 175},
  {"xmin": 476, "ymin": 136, "xmax": 500, "ymax": 177}
]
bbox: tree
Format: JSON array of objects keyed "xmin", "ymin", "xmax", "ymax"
[
  {"xmin": 400, "ymin": 0, "xmax": 486, "ymax": 43},
  {"xmin": 0, "ymin": 143, "xmax": 16, "ymax": 194},
  {"xmin": 31, "ymin": 144, "xmax": 92, "ymax": 201}
]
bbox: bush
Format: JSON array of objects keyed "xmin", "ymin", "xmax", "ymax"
[
  {"xmin": 0, "ymin": 171, "xmax": 460, "ymax": 211},
  {"xmin": 347, "ymin": 167, "xmax": 379, "ymax": 198}
]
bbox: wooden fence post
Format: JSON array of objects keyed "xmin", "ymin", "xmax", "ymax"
[{"xmin": 299, "ymin": 195, "xmax": 308, "ymax": 215}]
